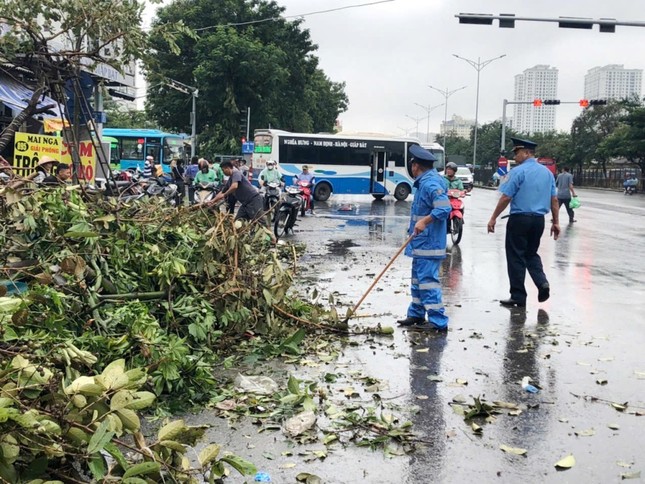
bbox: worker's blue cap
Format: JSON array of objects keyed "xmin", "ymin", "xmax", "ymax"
[
  {"xmin": 409, "ymin": 144, "xmax": 437, "ymax": 164},
  {"xmin": 511, "ymin": 137, "xmax": 538, "ymax": 151}
]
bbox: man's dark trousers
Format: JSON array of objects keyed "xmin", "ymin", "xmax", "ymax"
[
  {"xmin": 558, "ymin": 197, "xmax": 574, "ymax": 222},
  {"xmin": 505, "ymin": 214, "xmax": 548, "ymax": 303}
]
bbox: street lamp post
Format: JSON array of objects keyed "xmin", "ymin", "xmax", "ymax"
[
  {"xmin": 452, "ymin": 54, "xmax": 506, "ymax": 170},
  {"xmin": 428, "ymin": 84, "xmax": 467, "ymax": 149},
  {"xmin": 166, "ymin": 78, "xmax": 199, "ymax": 157},
  {"xmin": 413, "ymin": 102, "xmax": 444, "ymax": 143},
  {"xmin": 405, "ymin": 114, "xmax": 427, "ymax": 138}
]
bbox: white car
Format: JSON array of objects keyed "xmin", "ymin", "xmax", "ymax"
[{"xmin": 455, "ymin": 166, "xmax": 474, "ymax": 190}]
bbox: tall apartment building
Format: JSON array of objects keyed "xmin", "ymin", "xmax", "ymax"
[
  {"xmin": 440, "ymin": 115, "xmax": 475, "ymax": 139},
  {"xmin": 584, "ymin": 65, "xmax": 642, "ymax": 100},
  {"xmin": 513, "ymin": 65, "xmax": 558, "ymax": 134}
]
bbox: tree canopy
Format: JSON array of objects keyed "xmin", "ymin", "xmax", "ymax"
[
  {"xmin": 145, "ymin": 0, "xmax": 348, "ymax": 155},
  {"xmin": 0, "ymin": 0, "xmax": 165, "ymax": 152}
]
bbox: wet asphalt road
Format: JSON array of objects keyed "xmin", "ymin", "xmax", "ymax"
[{"xmin": 191, "ymin": 188, "xmax": 645, "ymax": 483}]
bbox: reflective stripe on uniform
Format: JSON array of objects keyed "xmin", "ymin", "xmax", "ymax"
[
  {"xmin": 412, "ymin": 297, "xmax": 422, "ymax": 304},
  {"xmin": 411, "ymin": 278, "xmax": 419, "ymax": 284},
  {"xmin": 412, "ymin": 248, "xmax": 446, "ymax": 257},
  {"xmin": 424, "ymin": 303, "xmax": 444, "ymax": 311},
  {"xmin": 412, "ymin": 215, "xmax": 425, "ymax": 221},
  {"xmin": 419, "ymin": 282, "xmax": 441, "ymax": 290},
  {"xmin": 433, "ymin": 199, "xmax": 451, "ymax": 208}
]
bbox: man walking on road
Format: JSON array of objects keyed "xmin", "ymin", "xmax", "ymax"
[
  {"xmin": 487, "ymin": 138, "xmax": 560, "ymax": 308},
  {"xmin": 555, "ymin": 167, "xmax": 577, "ymax": 223},
  {"xmin": 396, "ymin": 145, "xmax": 451, "ymax": 331}
]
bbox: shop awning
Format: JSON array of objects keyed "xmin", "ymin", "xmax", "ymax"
[{"xmin": 0, "ymin": 74, "xmax": 61, "ymax": 116}]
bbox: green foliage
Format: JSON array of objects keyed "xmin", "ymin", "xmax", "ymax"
[
  {"xmin": 569, "ymin": 100, "xmax": 631, "ymax": 171},
  {"xmin": 0, "ymin": 187, "xmax": 306, "ymax": 408},
  {"xmin": 601, "ymin": 105, "xmax": 645, "ymax": 174},
  {"xmin": 145, "ymin": 0, "xmax": 348, "ymax": 154},
  {"xmin": 0, "ymin": 356, "xmax": 255, "ymax": 482}
]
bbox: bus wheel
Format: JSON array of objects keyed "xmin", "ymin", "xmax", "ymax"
[
  {"xmin": 372, "ymin": 194, "xmax": 385, "ymax": 201},
  {"xmin": 394, "ymin": 183, "xmax": 411, "ymax": 201},
  {"xmin": 313, "ymin": 182, "xmax": 332, "ymax": 202}
]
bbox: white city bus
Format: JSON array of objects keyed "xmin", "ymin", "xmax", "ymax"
[{"xmin": 252, "ymin": 129, "xmax": 445, "ymax": 201}]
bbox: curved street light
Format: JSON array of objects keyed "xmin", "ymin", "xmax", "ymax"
[{"xmin": 452, "ymin": 53, "xmax": 506, "ymax": 171}]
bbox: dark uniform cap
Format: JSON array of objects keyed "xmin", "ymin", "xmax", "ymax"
[
  {"xmin": 511, "ymin": 137, "xmax": 538, "ymax": 151},
  {"xmin": 409, "ymin": 144, "xmax": 438, "ymax": 164}
]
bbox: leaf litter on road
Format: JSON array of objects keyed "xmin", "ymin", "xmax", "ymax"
[
  {"xmin": 555, "ymin": 454, "xmax": 576, "ymax": 469},
  {"xmin": 500, "ymin": 445, "xmax": 527, "ymax": 456}
]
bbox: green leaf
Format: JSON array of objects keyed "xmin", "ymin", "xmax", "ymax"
[
  {"xmin": 122, "ymin": 461, "xmax": 161, "ymax": 479},
  {"xmin": 555, "ymin": 454, "xmax": 576, "ymax": 469},
  {"xmin": 125, "ymin": 391, "xmax": 156, "ymax": 410},
  {"xmin": 87, "ymin": 420, "xmax": 114, "ymax": 455},
  {"xmin": 220, "ymin": 455, "xmax": 257, "ymax": 476},
  {"xmin": 500, "ymin": 444, "xmax": 527, "ymax": 455},
  {"xmin": 198, "ymin": 444, "xmax": 221, "ymax": 467},
  {"xmin": 158, "ymin": 420, "xmax": 186, "ymax": 441},
  {"xmin": 88, "ymin": 454, "xmax": 107, "ymax": 479},
  {"xmin": 104, "ymin": 442, "xmax": 129, "ymax": 471},
  {"xmin": 287, "ymin": 375, "xmax": 301, "ymax": 395}
]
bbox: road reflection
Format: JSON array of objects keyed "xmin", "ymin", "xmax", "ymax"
[
  {"xmin": 498, "ymin": 309, "xmax": 555, "ymax": 462},
  {"xmin": 407, "ymin": 333, "xmax": 448, "ymax": 483}
]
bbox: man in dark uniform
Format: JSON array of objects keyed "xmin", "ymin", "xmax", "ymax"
[
  {"xmin": 487, "ymin": 138, "xmax": 560, "ymax": 308},
  {"xmin": 396, "ymin": 145, "xmax": 451, "ymax": 331}
]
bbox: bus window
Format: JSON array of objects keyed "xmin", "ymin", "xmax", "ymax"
[
  {"xmin": 121, "ymin": 138, "xmax": 144, "ymax": 160},
  {"xmin": 388, "ymin": 145, "xmax": 405, "ymax": 167}
]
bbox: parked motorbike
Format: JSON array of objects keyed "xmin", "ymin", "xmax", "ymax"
[
  {"xmin": 447, "ymin": 188, "xmax": 466, "ymax": 245},
  {"xmin": 263, "ymin": 181, "xmax": 282, "ymax": 220},
  {"xmin": 194, "ymin": 181, "xmax": 222, "ymax": 205},
  {"xmin": 274, "ymin": 185, "xmax": 306, "ymax": 238},
  {"xmin": 146, "ymin": 177, "xmax": 179, "ymax": 206}
]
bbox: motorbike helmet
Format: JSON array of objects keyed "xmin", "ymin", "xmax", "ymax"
[{"xmin": 445, "ymin": 162, "xmax": 458, "ymax": 172}]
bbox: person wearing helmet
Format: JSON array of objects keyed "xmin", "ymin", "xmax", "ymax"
[
  {"xmin": 258, "ymin": 160, "xmax": 283, "ymax": 188},
  {"xmin": 443, "ymin": 162, "xmax": 464, "ymax": 190}
]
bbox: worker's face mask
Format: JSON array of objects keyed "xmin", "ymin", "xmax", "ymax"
[
  {"xmin": 201, "ymin": 167, "xmax": 208, "ymax": 174},
  {"xmin": 267, "ymin": 165, "xmax": 274, "ymax": 170}
]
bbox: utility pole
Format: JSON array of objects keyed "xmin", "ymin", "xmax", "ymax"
[
  {"xmin": 413, "ymin": 102, "xmax": 444, "ymax": 143},
  {"xmin": 166, "ymin": 78, "xmax": 199, "ymax": 157},
  {"xmin": 453, "ymin": 53, "xmax": 506, "ymax": 172},
  {"xmin": 428, "ymin": 84, "xmax": 467, "ymax": 149}
]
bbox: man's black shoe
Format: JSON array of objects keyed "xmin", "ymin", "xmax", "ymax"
[
  {"xmin": 396, "ymin": 316, "xmax": 425, "ymax": 327},
  {"xmin": 538, "ymin": 283, "xmax": 550, "ymax": 302},
  {"xmin": 500, "ymin": 298, "xmax": 526, "ymax": 308}
]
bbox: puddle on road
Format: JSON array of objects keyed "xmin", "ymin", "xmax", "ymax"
[{"xmin": 326, "ymin": 239, "xmax": 360, "ymax": 256}]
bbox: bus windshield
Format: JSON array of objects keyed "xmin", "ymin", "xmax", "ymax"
[
  {"xmin": 254, "ymin": 133, "xmax": 272, "ymax": 154},
  {"xmin": 164, "ymin": 137, "xmax": 185, "ymax": 162}
]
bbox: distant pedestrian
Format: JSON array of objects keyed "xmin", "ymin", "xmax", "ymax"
[
  {"xmin": 396, "ymin": 145, "xmax": 451, "ymax": 331},
  {"xmin": 555, "ymin": 167, "xmax": 577, "ymax": 223},
  {"xmin": 42, "ymin": 163, "xmax": 72, "ymax": 186},
  {"xmin": 171, "ymin": 158, "xmax": 185, "ymax": 205},
  {"xmin": 185, "ymin": 156, "xmax": 200, "ymax": 204},
  {"xmin": 487, "ymin": 138, "xmax": 560, "ymax": 308}
]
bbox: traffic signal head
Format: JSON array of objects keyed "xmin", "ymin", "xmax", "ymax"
[
  {"xmin": 543, "ymin": 99, "xmax": 561, "ymax": 105},
  {"xmin": 533, "ymin": 99, "xmax": 543, "ymax": 107},
  {"xmin": 579, "ymin": 99, "xmax": 590, "ymax": 108},
  {"xmin": 589, "ymin": 99, "xmax": 607, "ymax": 106}
]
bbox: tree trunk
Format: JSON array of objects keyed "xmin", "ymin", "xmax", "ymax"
[{"xmin": 0, "ymin": 84, "xmax": 53, "ymax": 153}]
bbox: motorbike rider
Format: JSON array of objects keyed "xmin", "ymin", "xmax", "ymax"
[
  {"xmin": 193, "ymin": 159, "xmax": 219, "ymax": 186},
  {"xmin": 259, "ymin": 160, "xmax": 284, "ymax": 187},
  {"xmin": 293, "ymin": 164, "xmax": 316, "ymax": 214},
  {"xmin": 443, "ymin": 162, "xmax": 464, "ymax": 190},
  {"xmin": 623, "ymin": 174, "xmax": 638, "ymax": 192}
]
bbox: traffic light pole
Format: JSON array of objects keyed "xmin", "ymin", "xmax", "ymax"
[{"xmin": 500, "ymin": 98, "xmax": 605, "ymax": 154}]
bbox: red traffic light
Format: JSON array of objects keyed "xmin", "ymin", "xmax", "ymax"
[
  {"xmin": 579, "ymin": 99, "xmax": 590, "ymax": 108},
  {"xmin": 241, "ymin": 137, "xmax": 246, "ymax": 143},
  {"xmin": 533, "ymin": 99, "xmax": 543, "ymax": 107}
]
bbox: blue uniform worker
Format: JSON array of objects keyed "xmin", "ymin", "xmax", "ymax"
[
  {"xmin": 397, "ymin": 145, "xmax": 451, "ymax": 331},
  {"xmin": 487, "ymin": 138, "xmax": 560, "ymax": 307}
]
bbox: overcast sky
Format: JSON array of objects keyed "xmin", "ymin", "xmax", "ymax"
[{"xmin": 144, "ymin": 0, "xmax": 645, "ymax": 137}]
